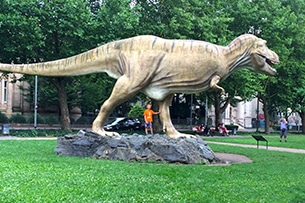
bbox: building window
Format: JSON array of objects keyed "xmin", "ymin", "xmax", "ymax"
[{"xmin": 3, "ymin": 80, "xmax": 7, "ymax": 103}]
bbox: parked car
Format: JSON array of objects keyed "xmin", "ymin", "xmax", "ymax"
[{"xmin": 104, "ymin": 117, "xmax": 142, "ymax": 131}]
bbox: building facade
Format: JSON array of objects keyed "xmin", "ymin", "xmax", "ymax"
[
  {"xmin": 0, "ymin": 74, "xmax": 31, "ymax": 116},
  {"xmin": 207, "ymin": 98, "xmax": 265, "ymax": 128}
]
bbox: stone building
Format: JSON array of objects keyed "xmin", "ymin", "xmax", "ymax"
[
  {"xmin": 0, "ymin": 74, "xmax": 31, "ymax": 116},
  {"xmin": 207, "ymin": 97, "xmax": 265, "ymax": 128}
]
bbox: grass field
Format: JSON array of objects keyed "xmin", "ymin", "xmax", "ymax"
[
  {"xmin": 0, "ymin": 137, "xmax": 305, "ymax": 202},
  {"xmin": 204, "ymin": 133, "xmax": 305, "ymax": 149}
]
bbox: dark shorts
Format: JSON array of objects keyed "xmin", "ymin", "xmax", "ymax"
[
  {"xmin": 145, "ymin": 122, "xmax": 152, "ymax": 128},
  {"xmin": 280, "ymin": 128, "xmax": 287, "ymax": 138}
]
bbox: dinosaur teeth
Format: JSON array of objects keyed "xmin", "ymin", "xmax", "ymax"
[
  {"xmin": 259, "ymin": 54, "xmax": 278, "ymax": 66},
  {"xmin": 265, "ymin": 58, "xmax": 273, "ymax": 66}
]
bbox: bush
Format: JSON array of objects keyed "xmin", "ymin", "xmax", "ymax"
[
  {"xmin": 45, "ymin": 116, "xmax": 59, "ymax": 126},
  {"xmin": 74, "ymin": 116, "xmax": 94, "ymax": 124},
  {"xmin": 273, "ymin": 124, "xmax": 280, "ymax": 131},
  {"xmin": 0, "ymin": 111, "xmax": 9, "ymax": 123},
  {"xmin": 28, "ymin": 114, "xmax": 45, "ymax": 124},
  {"xmin": 9, "ymin": 114, "xmax": 27, "ymax": 124},
  {"xmin": 128, "ymin": 104, "xmax": 145, "ymax": 118},
  {"xmin": 9, "ymin": 129, "xmax": 75, "ymax": 137}
]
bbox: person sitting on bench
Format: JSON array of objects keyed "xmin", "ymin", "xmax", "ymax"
[{"xmin": 218, "ymin": 123, "xmax": 228, "ymax": 136}]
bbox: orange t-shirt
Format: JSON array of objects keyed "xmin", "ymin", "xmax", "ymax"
[{"xmin": 143, "ymin": 109, "xmax": 155, "ymax": 122}]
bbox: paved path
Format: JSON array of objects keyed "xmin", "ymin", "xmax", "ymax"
[{"xmin": 206, "ymin": 141, "xmax": 305, "ymax": 154}]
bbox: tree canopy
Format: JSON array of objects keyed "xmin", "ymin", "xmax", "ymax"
[{"xmin": 0, "ymin": 0, "xmax": 304, "ymax": 133}]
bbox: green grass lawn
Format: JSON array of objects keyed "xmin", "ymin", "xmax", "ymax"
[
  {"xmin": 204, "ymin": 133, "xmax": 305, "ymax": 149},
  {"xmin": 0, "ymin": 140, "xmax": 305, "ymax": 202}
]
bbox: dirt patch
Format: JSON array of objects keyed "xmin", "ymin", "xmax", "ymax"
[{"xmin": 212, "ymin": 152, "xmax": 253, "ymax": 166}]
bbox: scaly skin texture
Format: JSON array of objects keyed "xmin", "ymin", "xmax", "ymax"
[{"xmin": 0, "ymin": 34, "xmax": 279, "ymax": 138}]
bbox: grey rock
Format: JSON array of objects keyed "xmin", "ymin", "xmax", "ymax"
[{"xmin": 55, "ymin": 131, "xmax": 216, "ymax": 164}]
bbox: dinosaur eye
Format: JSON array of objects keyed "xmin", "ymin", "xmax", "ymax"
[{"xmin": 257, "ymin": 40, "xmax": 266, "ymax": 48}]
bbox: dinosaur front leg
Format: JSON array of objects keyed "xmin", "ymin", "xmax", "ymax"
[
  {"xmin": 210, "ymin": 75, "xmax": 225, "ymax": 95},
  {"xmin": 92, "ymin": 99, "xmax": 120, "ymax": 136},
  {"xmin": 92, "ymin": 75, "xmax": 139, "ymax": 136},
  {"xmin": 158, "ymin": 95, "xmax": 195, "ymax": 139}
]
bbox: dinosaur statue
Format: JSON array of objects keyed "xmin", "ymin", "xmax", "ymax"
[{"xmin": 0, "ymin": 34, "xmax": 279, "ymax": 138}]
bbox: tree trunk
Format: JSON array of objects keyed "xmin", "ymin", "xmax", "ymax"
[
  {"xmin": 49, "ymin": 30, "xmax": 71, "ymax": 131},
  {"xmin": 213, "ymin": 91, "xmax": 231, "ymax": 127},
  {"xmin": 262, "ymin": 98, "xmax": 270, "ymax": 134},
  {"xmin": 49, "ymin": 77, "xmax": 71, "ymax": 131},
  {"xmin": 152, "ymin": 100, "xmax": 162, "ymax": 133},
  {"xmin": 213, "ymin": 92, "xmax": 221, "ymax": 127}
]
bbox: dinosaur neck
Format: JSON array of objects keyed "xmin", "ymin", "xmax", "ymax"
[{"xmin": 224, "ymin": 34, "xmax": 256, "ymax": 74}]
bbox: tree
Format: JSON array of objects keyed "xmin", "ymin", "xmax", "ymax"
[
  {"xmin": 223, "ymin": 0, "xmax": 294, "ymax": 133},
  {"xmin": 0, "ymin": 0, "xmax": 95, "ymax": 130},
  {"xmin": 92, "ymin": 0, "xmax": 141, "ymax": 43},
  {"xmin": 128, "ymin": 104, "xmax": 145, "ymax": 118}
]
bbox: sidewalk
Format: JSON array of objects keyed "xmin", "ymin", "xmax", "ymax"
[{"xmin": 206, "ymin": 141, "xmax": 305, "ymax": 154}]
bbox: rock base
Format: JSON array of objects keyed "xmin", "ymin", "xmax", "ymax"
[{"xmin": 54, "ymin": 131, "xmax": 216, "ymax": 164}]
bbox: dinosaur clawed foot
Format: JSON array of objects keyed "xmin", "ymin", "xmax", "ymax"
[
  {"xmin": 166, "ymin": 131, "xmax": 197, "ymax": 139},
  {"xmin": 92, "ymin": 129, "xmax": 120, "ymax": 137}
]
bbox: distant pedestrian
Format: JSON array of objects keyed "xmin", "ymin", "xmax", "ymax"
[
  {"xmin": 143, "ymin": 103, "xmax": 160, "ymax": 135},
  {"xmin": 279, "ymin": 118, "xmax": 288, "ymax": 142}
]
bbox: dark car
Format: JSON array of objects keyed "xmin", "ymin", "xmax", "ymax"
[{"xmin": 104, "ymin": 117, "xmax": 142, "ymax": 131}]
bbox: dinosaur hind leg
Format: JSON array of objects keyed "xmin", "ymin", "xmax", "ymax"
[
  {"xmin": 92, "ymin": 75, "xmax": 140, "ymax": 136},
  {"xmin": 158, "ymin": 94, "xmax": 195, "ymax": 139}
]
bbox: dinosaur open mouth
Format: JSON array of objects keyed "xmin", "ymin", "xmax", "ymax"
[{"xmin": 258, "ymin": 54, "xmax": 278, "ymax": 67}]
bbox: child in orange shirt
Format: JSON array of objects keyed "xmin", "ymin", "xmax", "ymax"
[{"xmin": 143, "ymin": 103, "xmax": 160, "ymax": 134}]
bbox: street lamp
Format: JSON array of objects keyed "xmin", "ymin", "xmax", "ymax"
[{"xmin": 34, "ymin": 75, "xmax": 38, "ymax": 129}]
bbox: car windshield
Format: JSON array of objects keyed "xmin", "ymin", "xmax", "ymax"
[{"xmin": 106, "ymin": 118, "xmax": 126, "ymax": 125}]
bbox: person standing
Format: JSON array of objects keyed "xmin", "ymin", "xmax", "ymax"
[
  {"xmin": 279, "ymin": 118, "xmax": 288, "ymax": 142},
  {"xmin": 143, "ymin": 103, "xmax": 160, "ymax": 135}
]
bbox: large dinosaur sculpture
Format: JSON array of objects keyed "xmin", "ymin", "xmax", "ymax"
[{"xmin": 0, "ymin": 34, "xmax": 279, "ymax": 138}]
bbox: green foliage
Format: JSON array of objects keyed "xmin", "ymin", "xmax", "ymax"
[
  {"xmin": 27, "ymin": 114, "xmax": 45, "ymax": 124},
  {"xmin": 9, "ymin": 129, "xmax": 72, "ymax": 137},
  {"xmin": 15, "ymin": 129, "xmax": 38, "ymax": 137},
  {"xmin": 136, "ymin": 0, "xmax": 233, "ymax": 42},
  {"xmin": 77, "ymin": 73, "xmax": 115, "ymax": 113},
  {"xmin": 0, "ymin": 0, "xmax": 97, "ymax": 130},
  {"xmin": 128, "ymin": 104, "xmax": 145, "ymax": 118},
  {"xmin": 94, "ymin": 0, "xmax": 141, "ymax": 42},
  {"xmin": 0, "ymin": 111, "xmax": 9, "ymax": 123},
  {"xmin": 9, "ymin": 114, "xmax": 27, "ymax": 124},
  {"xmin": 74, "ymin": 116, "xmax": 94, "ymax": 125},
  {"xmin": 44, "ymin": 115, "xmax": 59, "ymax": 126},
  {"xmin": 273, "ymin": 124, "xmax": 280, "ymax": 131}
]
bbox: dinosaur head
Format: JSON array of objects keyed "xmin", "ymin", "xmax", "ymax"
[{"xmin": 248, "ymin": 37, "xmax": 279, "ymax": 76}]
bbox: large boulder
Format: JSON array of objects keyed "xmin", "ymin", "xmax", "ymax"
[{"xmin": 55, "ymin": 131, "xmax": 216, "ymax": 164}]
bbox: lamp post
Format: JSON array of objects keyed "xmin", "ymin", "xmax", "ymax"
[
  {"xmin": 190, "ymin": 94, "xmax": 193, "ymax": 129},
  {"xmin": 256, "ymin": 97, "xmax": 259, "ymax": 132},
  {"xmin": 34, "ymin": 75, "xmax": 38, "ymax": 129},
  {"xmin": 205, "ymin": 96, "xmax": 208, "ymax": 125}
]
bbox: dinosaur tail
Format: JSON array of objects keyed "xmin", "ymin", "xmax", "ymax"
[{"xmin": 0, "ymin": 43, "xmax": 121, "ymax": 78}]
